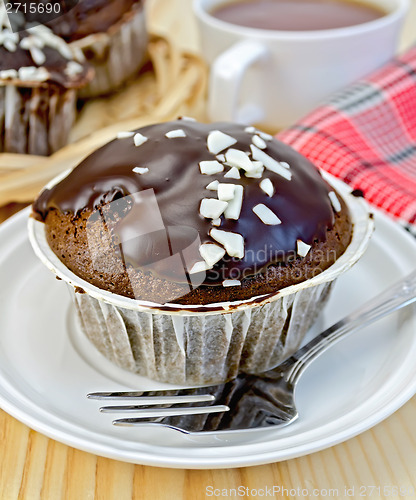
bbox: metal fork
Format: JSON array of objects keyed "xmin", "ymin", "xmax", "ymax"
[{"xmin": 88, "ymin": 269, "xmax": 416, "ymax": 434}]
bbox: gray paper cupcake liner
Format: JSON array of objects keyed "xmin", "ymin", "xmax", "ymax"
[
  {"xmin": 71, "ymin": 281, "xmax": 333, "ymax": 384},
  {"xmin": 0, "ymin": 85, "xmax": 76, "ymax": 155},
  {"xmin": 72, "ymin": 5, "xmax": 148, "ymax": 98}
]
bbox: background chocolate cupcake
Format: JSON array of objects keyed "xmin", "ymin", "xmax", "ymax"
[
  {"xmin": 30, "ymin": 120, "xmax": 373, "ymax": 384},
  {"xmin": 45, "ymin": 0, "xmax": 148, "ymax": 97},
  {"xmin": 0, "ymin": 6, "xmax": 92, "ymax": 155}
]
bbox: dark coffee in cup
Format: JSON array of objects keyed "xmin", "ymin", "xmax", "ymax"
[{"xmin": 211, "ymin": 0, "xmax": 386, "ymax": 31}]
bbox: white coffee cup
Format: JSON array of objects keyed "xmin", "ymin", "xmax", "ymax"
[{"xmin": 194, "ymin": 0, "xmax": 410, "ymax": 130}]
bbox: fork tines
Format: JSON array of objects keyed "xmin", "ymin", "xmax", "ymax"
[{"xmin": 87, "ymin": 390, "xmax": 230, "ymax": 423}]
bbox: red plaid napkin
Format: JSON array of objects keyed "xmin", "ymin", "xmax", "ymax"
[{"xmin": 278, "ymin": 45, "xmax": 416, "ymax": 237}]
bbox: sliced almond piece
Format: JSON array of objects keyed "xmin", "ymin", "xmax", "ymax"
[
  {"xmin": 245, "ymin": 161, "xmax": 264, "ymax": 178},
  {"xmin": 224, "ymin": 167, "xmax": 241, "ymax": 179},
  {"xmin": 207, "ymin": 131, "xmax": 237, "ymax": 154},
  {"xmin": 252, "ymin": 135, "xmax": 267, "ymax": 149},
  {"xmin": 328, "ymin": 191, "xmax": 342, "ymax": 212},
  {"xmin": 224, "ymin": 185, "xmax": 244, "ymax": 220},
  {"xmin": 206, "ymin": 180, "xmax": 219, "ymax": 191},
  {"xmin": 260, "ymin": 178, "xmax": 274, "ymax": 197},
  {"xmin": 252, "ymin": 204, "xmax": 281, "ymax": 225},
  {"xmin": 211, "ymin": 218, "xmax": 221, "ymax": 226},
  {"xmin": 165, "ymin": 129, "xmax": 186, "ymax": 138},
  {"xmin": 117, "ymin": 131, "xmax": 135, "ymax": 139},
  {"xmin": 199, "ymin": 243, "xmax": 226, "ymax": 267},
  {"xmin": 134, "ymin": 133, "xmax": 148, "ymax": 147},
  {"xmin": 132, "ymin": 167, "xmax": 149, "ymax": 174},
  {"xmin": 199, "ymin": 160, "xmax": 224, "ymax": 175},
  {"xmin": 200, "ymin": 199, "xmax": 228, "ymax": 219},
  {"xmin": 189, "ymin": 261, "xmax": 211, "ymax": 274},
  {"xmin": 210, "ymin": 228, "xmax": 245, "ymax": 258},
  {"xmin": 297, "ymin": 239, "xmax": 312, "ymax": 257},
  {"xmin": 222, "ymin": 279, "xmax": 241, "ymax": 287},
  {"xmin": 251, "ymin": 145, "xmax": 292, "ymax": 181},
  {"xmin": 259, "ymin": 131, "xmax": 273, "ymax": 141},
  {"xmin": 217, "ymin": 183, "xmax": 236, "ymax": 201},
  {"xmin": 225, "ymin": 149, "xmax": 255, "ymax": 173}
]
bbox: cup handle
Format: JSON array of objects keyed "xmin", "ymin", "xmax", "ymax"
[{"xmin": 208, "ymin": 40, "xmax": 270, "ymax": 124}]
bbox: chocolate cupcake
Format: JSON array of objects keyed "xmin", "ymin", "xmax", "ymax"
[
  {"xmin": 29, "ymin": 120, "xmax": 374, "ymax": 384},
  {"xmin": 0, "ymin": 8, "xmax": 92, "ymax": 155},
  {"xmin": 47, "ymin": 0, "xmax": 148, "ymax": 97}
]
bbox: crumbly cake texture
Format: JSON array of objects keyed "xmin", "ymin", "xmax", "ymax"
[{"xmin": 33, "ymin": 120, "xmax": 353, "ymax": 305}]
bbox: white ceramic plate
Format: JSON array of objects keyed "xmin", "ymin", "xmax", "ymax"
[{"xmin": 0, "ymin": 207, "xmax": 415, "ymax": 469}]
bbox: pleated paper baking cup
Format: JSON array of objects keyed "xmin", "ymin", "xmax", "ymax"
[
  {"xmin": 71, "ymin": 4, "xmax": 148, "ymax": 98},
  {"xmin": 0, "ymin": 85, "xmax": 77, "ymax": 155},
  {"xmin": 28, "ymin": 173, "xmax": 374, "ymax": 385}
]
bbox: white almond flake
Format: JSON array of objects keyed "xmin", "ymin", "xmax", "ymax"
[
  {"xmin": 259, "ymin": 131, "xmax": 273, "ymax": 141},
  {"xmin": 132, "ymin": 167, "xmax": 149, "ymax": 174},
  {"xmin": 29, "ymin": 47, "xmax": 46, "ymax": 65},
  {"xmin": 245, "ymin": 126, "xmax": 256, "ymax": 133},
  {"xmin": 165, "ymin": 129, "xmax": 186, "ymax": 138},
  {"xmin": 6, "ymin": 31, "xmax": 18, "ymax": 43},
  {"xmin": 189, "ymin": 261, "xmax": 211, "ymax": 274},
  {"xmin": 117, "ymin": 131, "xmax": 135, "ymax": 139},
  {"xmin": 210, "ymin": 229, "xmax": 245, "ymax": 259},
  {"xmin": 64, "ymin": 61, "xmax": 84, "ymax": 77},
  {"xmin": 179, "ymin": 116, "xmax": 196, "ymax": 121},
  {"xmin": 211, "ymin": 218, "xmax": 221, "ymax": 226},
  {"xmin": 251, "ymin": 145, "xmax": 292, "ymax": 181},
  {"xmin": 207, "ymin": 130, "xmax": 237, "ymax": 154},
  {"xmin": 17, "ymin": 66, "xmax": 36, "ymax": 79},
  {"xmin": 225, "ymin": 149, "xmax": 256, "ymax": 173},
  {"xmin": 206, "ymin": 180, "xmax": 219, "ymax": 190},
  {"xmin": 18, "ymin": 66, "xmax": 48, "ymax": 81},
  {"xmin": 4, "ymin": 39, "xmax": 17, "ymax": 52},
  {"xmin": 222, "ymin": 279, "xmax": 241, "ymax": 287},
  {"xmin": 245, "ymin": 161, "xmax": 264, "ymax": 178},
  {"xmin": 199, "ymin": 243, "xmax": 226, "ymax": 267},
  {"xmin": 20, "ymin": 36, "xmax": 44, "ymax": 49},
  {"xmin": 216, "ymin": 154, "xmax": 226, "ymax": 162},
  {"xmin": 328, "ymin": 191, "xmax": 342, "ymax": 212},
  {"xmin": 253, "ymin": 204, "xmax": 281, "ymax": 225},
  {"xmin": 217, "ymin": 183, "xmax": 236, "ymax": 201},
  {"xmin": 0, "ymin": 69, "xmax": 18, "ymax": 80},
  {"xmin": 199, "ymin": 160, "xmax": 224, "ymax": 175},
  {"xmin": 297, "ymin": 240, "xmax": 312, "ymax": 258},
  {"xmin": 252, "ymin": 135, "xmax": 267, "ymax": 149},
  {"xmin": 280, "ymin": 161, "xmax": 290, "ymax": 169},
  {"xmin": 134, "ymin": 133, "xmax": 148, "ymax": 147},
  {"xmin": 200, "ymin": 198, "xmax": 228, "ymax": 219},
  {"xmin": 31, "ymin": 67, "xmax": 49, "ymax": 81},
  {"xmin": 224, "ymin": 167, "xmax": 241, "ymax": 179},
  {"xmin": 260, "ymin": 178, "xmax": 275, "ymax": 197},
  {"xmin": 224, "ymin": 185, "xmax": 244, "ymax": 220}
]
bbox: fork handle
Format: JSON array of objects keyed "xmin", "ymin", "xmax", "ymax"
[{"xmin": 285, "ymin": 268, "xmax": 416, "ymax": 385}]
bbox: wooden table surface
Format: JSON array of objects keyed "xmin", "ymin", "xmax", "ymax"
[{"xmin": 1, "ymin": 1, "xmax": 416, "ymax": 499}]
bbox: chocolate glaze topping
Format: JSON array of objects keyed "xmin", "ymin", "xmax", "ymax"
[
  {"xmin": 0, "ymin": 32, "xmax": 90, "ymax": 87},
  {"xmin": 46, "ymin": 0, "xmax": 142, "ymax": 41},
  {"xmin": 33, "ymin": 120, "xmax": 336, "ymax": 285}
]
